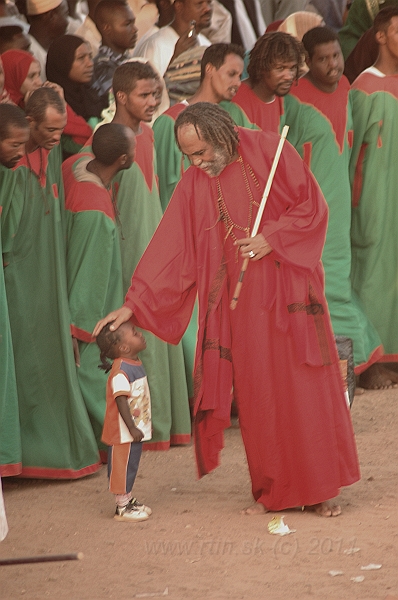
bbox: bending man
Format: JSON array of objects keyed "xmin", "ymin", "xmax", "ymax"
[{"xmin": 94, "ymin": 103, "xmax": 360, "ymax": 516}]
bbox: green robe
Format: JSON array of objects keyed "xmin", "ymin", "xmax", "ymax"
[
  {"xmin": 63, "ymin": 155, "xmax": 125, "ymax": 458},
  {"xmin": 286, "ymin": 79, "xmax": 382, "ymax": 371},
  {"xmin": 113, "ymin": 124, "xmax": 191, "ymax": 449},
  {"xmin": 339, "ymin": 0, "xmax": 398, "ymax": 59},
  {"xmin": 0, "ymin": 165, "xmax": 21, "ymax": 476},
  {"xmin": 349, "ymin": 67, "xmax": 398, "ymax": 361},
  {"xmin": 3, "ymin": 145, "xmax": 100, "ymax": 478}
]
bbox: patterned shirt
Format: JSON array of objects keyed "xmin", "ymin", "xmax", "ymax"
[{"xmin": 92, "ymin": 45, "xmax": 134, "ymax": 96}]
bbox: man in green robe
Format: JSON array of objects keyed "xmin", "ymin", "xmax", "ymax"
[
  {"xmin": 4, "ymin": 88, "xmax": 100, "ymax": 478},
  {"xmin": 111, "ymin": 62, "xmax": 191, "ymax": 449},
  {"xmin": 286, "ymin": 27, "xmax": 383, "ymax": 381},
  {"xmin": 0, "ymin": 104, "xmax": 29, "ymax": 476},
  {"xmin": 349, "ymin": 7, "xmax": 398, "ymax": 388},
  {"xmin": 63, "ymin": 123, "xmax": 136, "ymax": 460}
]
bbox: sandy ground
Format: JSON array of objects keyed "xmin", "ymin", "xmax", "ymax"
[{"xmin": 1, "ymin": 387, "xmax": 397, "ymax": 600}]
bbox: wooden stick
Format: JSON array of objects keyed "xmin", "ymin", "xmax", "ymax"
[
  {"xmin": 0, "ymin": 552, "xmax": 83, "ymax": 566},
  {"xmin": 230, "ymin": 125, "xmax": 289, "ymax": 310}
]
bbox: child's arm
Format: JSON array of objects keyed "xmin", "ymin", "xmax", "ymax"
[{"xmin": 115, "ymin": 396, "xmax": 144, "ymax": 443}]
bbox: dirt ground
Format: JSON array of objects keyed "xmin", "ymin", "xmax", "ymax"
[{"xmin": 1, "ymin": 386, "xmax": 397, "ymax": 600}]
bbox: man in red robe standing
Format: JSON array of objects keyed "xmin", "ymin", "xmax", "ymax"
[{"xmin": 94, "ymin": 102, "xmax": 360, "ymax": 517}]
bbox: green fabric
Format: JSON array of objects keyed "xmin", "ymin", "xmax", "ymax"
[
  {"xmin": 113, "ymin": 133, "xmax": 191, "ymax": 447},
  {"xmin": 65, "ymin": 156, "xmax": 125, "ymax": 453},
  {"xmin": 339, "ymin": 0, "xmax": 398, "ymax": 59},
  {"xmin": 285, "ymin": 93, "xmax": 381, "ymax": 369},
  {"xmin": 3, "ymin": 146, "xmax": 99, "ymax": 476},
  {"xmin": 0, "ymin": 165, "xmax": 21, "ymax": 475},
  {"xmin": 350, "ymin": 83, "xmax": 398, "ymax": 357}
]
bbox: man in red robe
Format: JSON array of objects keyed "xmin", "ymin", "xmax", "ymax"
[{"xmin": 94, "ymin": 102, "xmax": 360, "ymax": 517}]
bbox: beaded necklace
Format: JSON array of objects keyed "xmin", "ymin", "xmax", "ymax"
[{"xmin": 215, "ymin": 155, "xmax": 260, "ymax": 256}]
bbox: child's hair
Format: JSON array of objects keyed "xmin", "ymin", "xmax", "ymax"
[{"xmin": 96, "ymin": 321, "xmax": 123, "ymax": 373}]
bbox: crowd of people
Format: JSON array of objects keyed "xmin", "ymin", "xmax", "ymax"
[{"xmin": 1, "ymin": 0, "xmax": 397, "ymax": 524}]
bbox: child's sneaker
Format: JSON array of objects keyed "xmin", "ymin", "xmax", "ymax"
[
  {"xmin": 128, "ymin": 497, "xmax": 152, "ymax": 516},
  {"xmin": 114, "ymin": 504, "xmax": 149, "ymax": 522}
]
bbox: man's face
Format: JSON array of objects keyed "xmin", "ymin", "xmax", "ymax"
[
  {"xmin": 177, "ymin": 123, "xmax": 230, "ymax": 177},
  {"xmin": 208, "ymin": 53, "xmax": 244, "ymax": 101},
  {"xmin": 380, "ymin": 16, "xmax": 398, "ymax": 60},
  {"xmin": 179, "ymin": 0, "xmax": 212, "ymax": 31},
  {"xmin": 123, "ymin": 78, "xmax": 158, "ymax": 122},
  {"xmin": 307, "ymin": 40, "xmax": 344, "ymax": 88},
  {"xmin": 262, "ymin": 60, "xmax": 297, "ymax": 97},
  {"xmin": 30, "ymin": 106, "xmax": 67, "ymax": 150},
  {"xmin": 0, "ymin": 125, "xmax": 29, "ymax": 168},
  {"xmin": 108, "ymin": 6, "xmax": 138, "ymax": 51},
  {"xmin": 49, "ymin": 1, "xmax": 69, "ymax": 39}
]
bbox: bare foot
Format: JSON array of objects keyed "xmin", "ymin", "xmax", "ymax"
[
  {"xmin": 241, "ymin": 503, "xmax": 268, "ymax": 516},
  {"xmin": 354, "ymin": 386, "xmax": 365, "ymax": 396},
  {"xmin": 359, "ymin": 364, "xmax": 398, "ymax": 390},
  {"xmin": 307, "ymin": 502, "xmax": 341, "ymax": 517}
]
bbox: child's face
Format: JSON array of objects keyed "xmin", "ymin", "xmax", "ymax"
[{"xmin": 119, "ymin": 322, "xmax": 146, "ymax": 358}]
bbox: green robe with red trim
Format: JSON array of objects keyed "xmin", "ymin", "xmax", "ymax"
[
  {"xmin": 0, "ymin": 165, "xmax": 21, "ymax": 476},
  {"xmin": 349, "ymin": 67, "xmax": 398, "ymax": 361},
  {"xmin": 3, "ymin": 145, "xmax": 100, "ymax": 478},
  {"xmin": 287, "ymin": 77, "xmax": 382, "ymax": 372},
  {"xmin": 113, "ymin": 123, "xmax": 191, "ymax": 449},
  {"xmin": 63, "ymin": 155, "xmax": 124, "ymax": 457}
]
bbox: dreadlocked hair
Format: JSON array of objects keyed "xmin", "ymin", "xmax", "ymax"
[
  {"xmin": 247, "ymin": 32, "xmax": 303, "ymax": 86},
  {"xmin": 174, "ymin": 102, "xmax": 239, "ymax": 159},
  {"xmin": 96, "ymin": 321, "xmax": 123, "ymax": 373}
]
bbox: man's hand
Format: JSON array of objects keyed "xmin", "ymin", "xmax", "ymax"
[
  {"xmin": 235, "ymin": 233, "xmax": 272, "ymax": 261},
  {"xmin": 92, "ymin": 306, "xmax": 133, "ymax": 338},
  {"xmin": 42, "ymin": 81, "xmax": 65, "ymax": 100},
  {"xmin": 169, "ymin": 24, "xmax": 197, "ymax": 64}
]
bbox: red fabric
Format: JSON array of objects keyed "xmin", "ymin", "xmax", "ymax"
[
  {"xmin": 62, "ymin": 155, "xmax": 115, "ymax": 219},
  {"xmin": 232, "ymin": 81, "xmax": 285, "ymax": 133},
  {"xmin": 64, "ymin": 104, "xmax": 93, "ymax": 146},
  {"xmin": 124, "ymin": 128, "xmax": 360, "ymax": 509},
  {"xmin": 135, "ymin": 124, "xmax": 156, "ymax": 192},
  {"xmin": 2, "ymin": 49, "xmax": 37, "ymax": 107},
  {"xmin": 291, "ymin": 76, "xmax": 350, "ymax": 153}
]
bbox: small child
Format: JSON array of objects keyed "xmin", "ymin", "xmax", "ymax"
[{"xmin": 96, "ymin": 321, "xmax": 152, "ymax": 522}]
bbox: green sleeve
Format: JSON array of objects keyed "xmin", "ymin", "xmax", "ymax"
[
  {"xmin": 153, "ymin": 113, "xmax": 190, "ymax": 211},
  {"xmin": 220, "ymin": 101, "xmax": 258, "ymax": 129}
]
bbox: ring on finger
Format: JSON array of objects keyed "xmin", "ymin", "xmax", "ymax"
[{"xmin": 249, "ymin": 250, "xmax": 256, "ymax": 258}]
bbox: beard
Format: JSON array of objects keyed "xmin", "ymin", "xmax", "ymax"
[{"xmin": 200, "ymin": 148, "xmax": 230, "ymax": 177}]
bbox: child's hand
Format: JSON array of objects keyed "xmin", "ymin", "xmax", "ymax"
[{"xmin": 130, "ymin": 425, "xmax": 144, "ymax": 443}]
